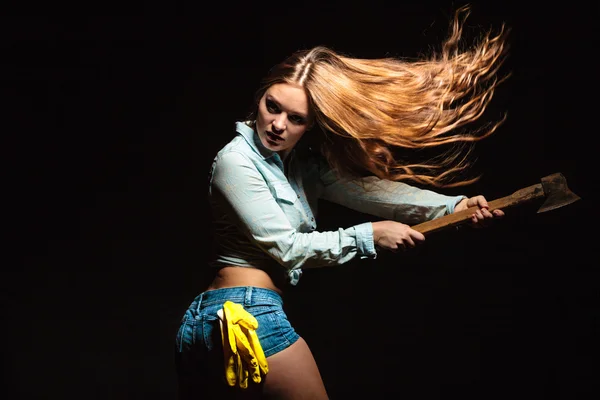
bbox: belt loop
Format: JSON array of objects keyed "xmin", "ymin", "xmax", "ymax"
[
  {"xmin": 195, "ymin": 293, "xmax": 204, "ymax": 314},
  {"xmin": 244, "ymin": 286, "xmax": 253, "ymax": 306}
]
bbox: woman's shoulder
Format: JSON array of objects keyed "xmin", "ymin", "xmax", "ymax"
[{"xmin": 213, "ymin": 145, "xmax": 253, "ymax": 169}]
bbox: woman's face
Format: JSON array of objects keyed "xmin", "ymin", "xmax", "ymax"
[{"xmin": 255, "ymin": 83, "xmax": 312, "ymax": 159}]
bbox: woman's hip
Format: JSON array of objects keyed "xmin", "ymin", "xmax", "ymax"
[{"xmin": 175, "ymin": 286, "xmax": 300, "ymax": 359}]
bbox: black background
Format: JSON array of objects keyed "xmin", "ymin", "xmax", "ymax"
[{"xmin": 5, "ymin": 1, "xmax": 598, "ymax": 399}]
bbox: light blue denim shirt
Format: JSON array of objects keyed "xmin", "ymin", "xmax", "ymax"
[{"xmin": 208, "ymin": 121, "xmax": 466, "ymax": 286}]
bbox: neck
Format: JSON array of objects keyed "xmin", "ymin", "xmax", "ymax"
[{"xmin": 278, "ymin": 149, "xmax": 292, "ymax": 161}]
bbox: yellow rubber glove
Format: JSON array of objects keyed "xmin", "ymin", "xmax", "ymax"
[{"xmin": 217, "ymin": 301, "xmax": 269, "ymax": 389}]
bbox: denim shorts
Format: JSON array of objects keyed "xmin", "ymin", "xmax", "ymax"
[{"xmin": 175, "ymin": 286, "xmax": 300, "ymax": 371}]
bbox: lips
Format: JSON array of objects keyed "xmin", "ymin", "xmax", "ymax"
[{"xmin": 266, "ymin": 131, "xmax": 283, "ymax": 142}]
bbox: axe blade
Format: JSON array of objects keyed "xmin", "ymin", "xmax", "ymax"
[{"xmin": 538, "ymin": 173, "xmax": 581, "ymax": 213}]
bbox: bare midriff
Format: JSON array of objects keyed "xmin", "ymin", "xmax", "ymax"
[{"xmin": 206, "ymin": 265, "xmax": 283, "ymax": 295}]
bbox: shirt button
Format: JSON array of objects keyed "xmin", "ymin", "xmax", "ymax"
[
  {"xmin": 311, "ymin": 217, "xmax": 314, "ymax": 221},
  {"xmin": 297, "ymin": 194, "xmax": 300, "ymax": 198}
]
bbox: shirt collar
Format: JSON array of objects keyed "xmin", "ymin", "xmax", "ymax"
[{"xmin": 235, "ymin": 121, "xmax": 277, "ymax": 160}]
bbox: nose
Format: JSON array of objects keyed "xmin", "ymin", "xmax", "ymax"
[{"xmin": 272, "ymin": 115, "xmax": 286, "ymax": 133}]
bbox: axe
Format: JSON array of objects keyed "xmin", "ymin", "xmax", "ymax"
[{"xmin": 411, "ymin": 172, "xmax": 581, "ymax": 235}]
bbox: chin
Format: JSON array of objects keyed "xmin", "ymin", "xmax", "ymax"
[{"xmin": 259, "ymin": 137, "xmax": 276, "ymax": 150}]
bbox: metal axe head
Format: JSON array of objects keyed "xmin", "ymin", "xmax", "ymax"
[{"xmin": 538, "ymin": 173, "xmax": 581, "ymax": 213}]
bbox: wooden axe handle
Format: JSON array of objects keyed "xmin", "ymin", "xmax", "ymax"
[{"xmin": 411, "ymin": 183, "xmax": 545, "ymax": 235}]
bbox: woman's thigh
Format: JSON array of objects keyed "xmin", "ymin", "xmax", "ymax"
[
  {"xmin": 176, "ymin": 337, "xmax": 328, "ymax": 400},
  {"xmin": 262, "ymin": 337, "xmax": 329, "ymax": 400}
]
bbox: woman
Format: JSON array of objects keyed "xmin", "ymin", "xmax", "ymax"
[{"xmin": 175, "ymin": 5, "xmax": 509, "ymax": 399}]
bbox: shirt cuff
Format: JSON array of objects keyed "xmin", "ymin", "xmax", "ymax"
[
  {"xmin": 447, "ymin": 195, "xmax": 467, "ymax": 215},
  {"xmin": 354, "ymin": 222, "xmax": 377, "ymax": 259}
]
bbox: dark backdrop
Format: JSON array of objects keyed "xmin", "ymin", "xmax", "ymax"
[{"xmin": 5, "ymin": 2, "xmax": 597, "ymax": 399}]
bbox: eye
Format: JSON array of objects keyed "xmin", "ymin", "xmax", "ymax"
[
  {"xmin": 265, "ymin": 98, "xmax": 307, "ymax": 125},
  {"xmin": 289, "ymin": 115, "xmax": 306, "ymax": 124},
  {"xmin": 265, "ymin": 99, "xmax": 279, "ymax": 113}
]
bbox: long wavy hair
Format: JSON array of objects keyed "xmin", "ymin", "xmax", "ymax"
[{"xmin": 246, "ymin": 4, "xmax": 510, "ymax": 188}]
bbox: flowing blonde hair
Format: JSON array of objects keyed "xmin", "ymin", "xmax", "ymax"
[{"xmin": 248, "ymin": 4, "xmax": 510, "ymax": 188}]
